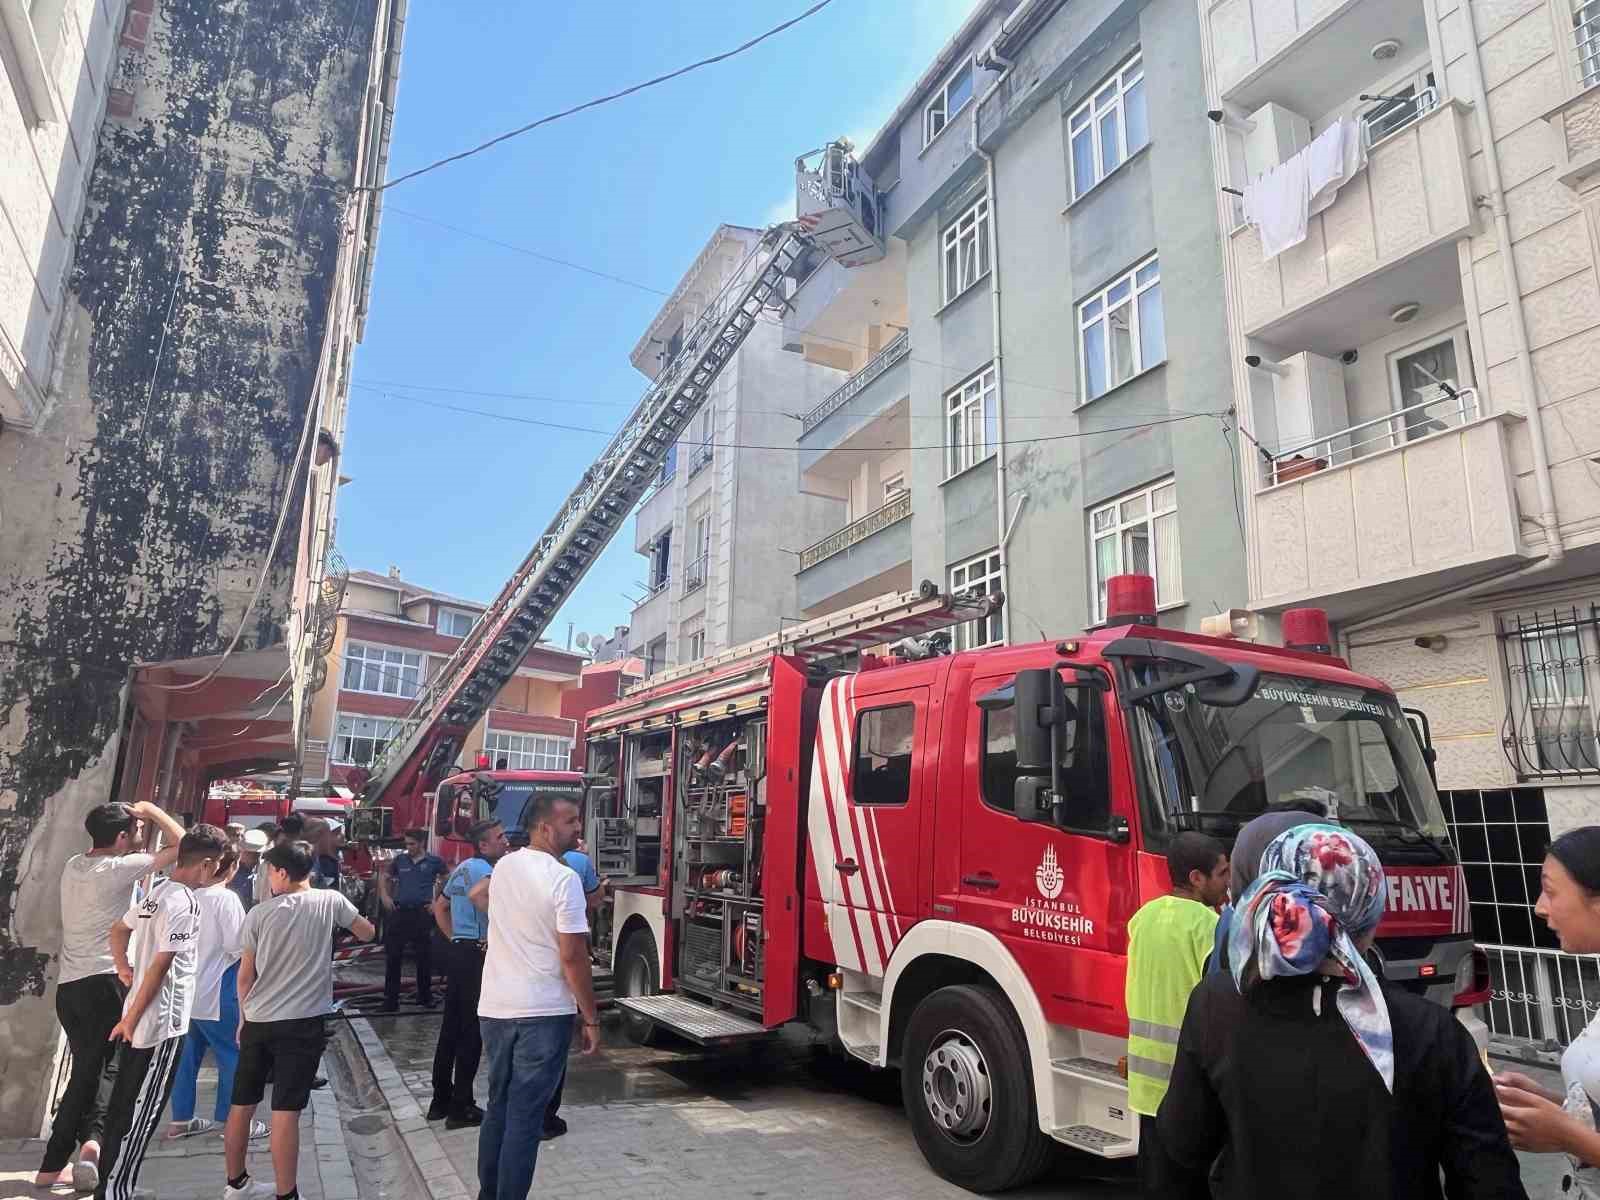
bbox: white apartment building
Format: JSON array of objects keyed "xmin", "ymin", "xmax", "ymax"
[
  {"xmin": 1201, "ymin": 0, "xmax": 1600, "ymax": 983},
  {"xmin": 626, "ymin": 224, "xmax": 842, "ymax": 674}
]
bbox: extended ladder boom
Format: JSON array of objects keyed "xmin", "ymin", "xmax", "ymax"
[{"xmin": 362, "ymin": 225, "xmax": 814, "ymax": 810}]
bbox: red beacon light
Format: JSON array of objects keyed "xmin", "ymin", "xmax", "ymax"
[
  {"xmin": 1105, "ymin": 574, "xmax": 1157, "ymax": 626},
  {"xmin": 476, "ymin": 753, "xmax": 492, "ymax": 770},
  {"xmin": 1282, "ymin": 607, "xmax": 1333, "ymax": 654}
]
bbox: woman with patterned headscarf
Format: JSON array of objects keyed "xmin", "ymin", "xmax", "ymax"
[{"xmin": 1155, "ymin": 825, "xmax": 1525, "ymax": 1199}]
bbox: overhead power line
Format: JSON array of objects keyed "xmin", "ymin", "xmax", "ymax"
[
  {"xmin": 369, "ymin": 387, "xmax": 1228, "ymax": 450},
  {"xmin": 370, "ymin": 1, "xmax": 836, "ymax": 192}
]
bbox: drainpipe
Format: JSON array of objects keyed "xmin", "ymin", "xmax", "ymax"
[
  {"xmin": 1339, "ymin": 0, "xmax": 1568, "ymax": 646},
  {"xmin": 975, "ymin": 53, "xmax": 1014, "ymax": 639},
  {"xmin": 1457, "ymin": 0, "xmax": 1563, "ymax": 570}
]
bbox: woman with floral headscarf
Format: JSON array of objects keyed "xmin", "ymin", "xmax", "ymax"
[{"xmin": 1155, "ymin": 824, "xmax": 1525, "ymax": 1199}]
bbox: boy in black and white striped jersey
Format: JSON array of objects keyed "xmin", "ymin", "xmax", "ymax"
[{"xmin": 95, "ymin": 823, "xmax": 229, "ymax": 1200}]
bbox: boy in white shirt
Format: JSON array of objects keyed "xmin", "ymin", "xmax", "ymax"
[{"xmin": 95, "ymin": 823, "xmax": 228, "ymax": 1200}]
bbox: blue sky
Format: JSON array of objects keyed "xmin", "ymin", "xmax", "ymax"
[{"xmin": 339, "ymin": 0, "xmax": 977, "ymax": 649}]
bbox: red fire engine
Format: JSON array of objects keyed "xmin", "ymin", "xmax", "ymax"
[{"xmin": 583, "ymin": 577, "xmax": 1488, "ymax": 1192}]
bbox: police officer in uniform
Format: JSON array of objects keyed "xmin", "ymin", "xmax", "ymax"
[
  {"xmin": 378, "ymin": 828, "xmax": 448, "ymax": 1011},
  {"xmin": 427, "ymin": 818, "xmax": 507, "ymax": 1127}
]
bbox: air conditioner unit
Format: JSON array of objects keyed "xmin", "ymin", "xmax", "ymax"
[
  {"xmin": 1244, "ymin": 102, "xmax": 1311, "ymax": 179},
  {"xmin": 1251, "ymin": 351, "xmax": 1350, "ymax": 473}
]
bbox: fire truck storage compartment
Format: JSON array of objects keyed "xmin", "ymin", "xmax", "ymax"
[
  {"xmin": 591, "ymin": 731, "xmax": 668, "ymax": 883},
  {"xmin": 674, "ymin": 715, "xmax": 767, "ymax": 1016},
  {"xmin": 585, "ymin": 737, "xmax": 632, "ymax": 879}
]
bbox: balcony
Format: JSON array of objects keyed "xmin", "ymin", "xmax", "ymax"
[
  {"xmin": 685, "ymin": 554, "xmax": 708, "ymax": 593},
  {"xmin": 689, "ymin": 444, "xmax": 714, "ymax": 478},
  {"xmin": 1250, "ymin": 394, "xmax": 1529, "ymax": 615},
  {"xmin": 633, "ymin": 483, "xmax": 675, "ymax": 553},
  {"xmin": 800, "ymin": 330, "xmax": 910, "ymax": 453},
  {"xmin": 796, "ymin": 493, "xmax": 913, "ymax": 613},
  {"xmin": 1231, "ymin": 100, "xmax": 1476, "ymax": 351},
  {"xmin": 630, "ymin": 580, "xmax": 669, "ymax": 647}
]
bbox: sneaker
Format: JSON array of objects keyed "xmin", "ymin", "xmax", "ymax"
[
  {"xmin": 167, "ymin": 1117, "xmax": 217, "ymax": 1139},
  {"xmin": 246, "ymin": 1119, "xmax": 269, "ymax": 1140},
  {"xmin": 426, "ymin": 1101, "xmax": 450, "ymax": 1122},
  {"xmin": 445, "ymin": 1105, "xmax": 483, "ymax": 1130},
  {"xmin": 541, "ymin": 1115, "xmax": 568, "ymax": 1141},
  {"xmin": 310, "ymin": 1076, "xmax": 328, "ymax": 1090},
  {"xmin": 221, "ymin": 1179, "xmax": 274, "ymax": 1199},
  {"xmin": 71, "ymin": 1159, "xmax": 99, "ymax": 1191}
]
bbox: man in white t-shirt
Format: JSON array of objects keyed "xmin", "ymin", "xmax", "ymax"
[
  {"xmin": 469, "ymin": 792, "xmax": 599, "ymax": 1200},
  {"xmin": 95, "ymin": 823, "xmax": 228, "ymax": 1200},
  {"xmin": 36, "ymin": 800, "xmax": 184, "ymax": 1193}
]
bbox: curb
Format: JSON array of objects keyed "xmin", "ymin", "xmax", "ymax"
[
  {"xmin": 311, "ymin": 1051, "xmax": 361, "ymax": 1200},
  {"xmin": 346, "ymin": 1016, "xmax": 473, "ymax": 1200}
]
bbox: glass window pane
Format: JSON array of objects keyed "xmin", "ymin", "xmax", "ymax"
[
  {"xmin": 1121, "ymin": 493, "xmax": 1148, "ymax": 521},
  {"xmin": 947, "ymin": 64, "xmax": 973, "ymax": 115},
  {"xmin": 1083, "ymin": 320, "xmax": 1107, "ymax": 399},
  {"xmin": 945, "ymin": 244, "xmax": 959, "ymax": 300},
  {"xmin": 977, "ymin": 218, "xmax": 990, "ymax": 278},
  {"xmin": 1072, "ymin": 129, "xmax": 1095, "ymax": 196},
  {"xmin": 1138, "ymin": 280, "xmax": 1166, "ymax": 369},
  {"xmin": 1124, "ymin": 77, "xmax": 1149, "ymax": 154},
  {"xmin": 363, "ymin": 662, "xmax": 383, "ymax": 692},
  {"xmin": 983, "ymin": 391, "xmax": 997, "ymax": 455},
  {"xmin": 1092, "ymin": 507, "xmax": 1116, "ymax": 533},
  {"xmin": 1099, "ymin": 109, "xmax": 1122, "ymax": 174},
  {"xmin": 1071, "ymin": 106, "xmax": 1091, "ymax": 133},
  {"xmin": 1094, "ymin": 81, "xmax": 1118, "ymax": 109},
  {"xmin": 949, "ymin": 412, "xmax": 962, "ymax": 474},
  {"xmin": 1109, "ymin": 300, "xmax": 1135, "ymax": 385},
  {"xmin": 1154, "ymin": 510, "xmax": 1182, "ymax": 605},
  {"xmin": 1152, "ymin": 482, "xmax": 1177, "ymax": 510},
  {"xmin": 1135, "ymin": 260, "xmax": 1159, "ymax": 288},
  {"xmin": 1108, "ymin": 278, "xmax": 1131, "ymax": 305},
  {"xmin": 343, "ymin": 657, "xmax": 361, "ymax": 690},
  {"xmin": 1124, "ymin": 523, "xmax": 1152, "ymax": 576},
  {"xmin": 1095, "ymin": 536, "xmax": 1119, "ymax": 616},
  {"xmin": 1081, "ymin": 295, "xmax": 1102, "ymax": 321}
]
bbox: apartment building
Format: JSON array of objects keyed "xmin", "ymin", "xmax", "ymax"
[
  {"xmin": 1198, "ymin": 0, "xmax": 1600, "ymax": 986},
  {"xmin": 786, "ymin": 0, "xmax": 1245, "ymax": 652},
  {"xmin": 626, "ymin": 224, "xmax": 843, "ymax": 674},
  {"xmin": 0, "ymin": 0, "xmax": 400, "ymax": 1133},
  {"xmin": 305, "ymin": 568, "xmax": 587, "ymax": 792}
]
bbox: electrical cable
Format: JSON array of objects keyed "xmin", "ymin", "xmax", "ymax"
[
  {"xmin": 1219, "ymin": 416, "xmax": 1247, "ymax": 547},
  {"xmin": 369, "ymin": 1, "xmax": 836, "ymax": 193},
  {"xmin": 368, "ymin": 387, "xmax": 1229, "ymax": 450}
]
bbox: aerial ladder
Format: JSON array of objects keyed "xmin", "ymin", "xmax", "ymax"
[{"xmin": 359, "ymin": 141, "xmax": 888, "ymax": 818}]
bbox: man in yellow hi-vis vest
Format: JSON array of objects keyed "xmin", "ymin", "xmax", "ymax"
[{"xmin": 1126, "ymin": 831, "xmax": 1229, "ymax": 1198}]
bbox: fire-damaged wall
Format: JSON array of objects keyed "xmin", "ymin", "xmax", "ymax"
[{"xmin": 0, "ymin": 0, "xmax": 386, "ymax": 1133}]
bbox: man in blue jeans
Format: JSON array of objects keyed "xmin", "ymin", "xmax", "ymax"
[{"xmin": 470, "ymin": 792, "xmax": 599, "ymax": 1200}]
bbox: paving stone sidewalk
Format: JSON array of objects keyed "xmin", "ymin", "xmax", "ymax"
[{"xmin": 0, "ymin": 1058, "xmax": 356, "ymax": 1200}]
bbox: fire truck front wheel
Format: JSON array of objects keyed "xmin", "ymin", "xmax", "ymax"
[
  {"xmin": 614, "ymin": 929, "xmax": 663, "ymax": 1047},
  {"xmin": 901, "ymin": 984, "xmax": 1052, "ymax": 1193}
]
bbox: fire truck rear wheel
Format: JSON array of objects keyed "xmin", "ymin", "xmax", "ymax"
[
  {"xmin": 901, "ymin": 984, "xmax": 1052, "ymax": 1192},
  {"xmin": 615, "ymin": 929, "xmax": 663, "ymax": 1047}
]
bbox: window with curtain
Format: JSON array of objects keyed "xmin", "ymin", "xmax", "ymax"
[
  {"xmin": 341, "ymin": 641, "xmax": 422, "ymax": 698},
  {"xmin": 941, "ymin": 196, "xmax": 992, "ymax": 305},
  {"xmin": 333, "ymin": 714, "xmax": 404, "ymax": 765},
  {"xmin": 950, "ymin": 551, "xmax": 1005, "ymax": 649},
  {"xmin": 1068, "ymin": 53, "xmax": 1149, "ymax": 200},
  {"xmin": 1089, "ymin": 479, "xmax": 1181, "ymax": 620},
  {"xmin": 1079, "ymin": 256, "xmax": 1164, "ymax": 402},
  {"xmin": 945, "ymin": 365, "xmax": 998, "ymax": 478}
]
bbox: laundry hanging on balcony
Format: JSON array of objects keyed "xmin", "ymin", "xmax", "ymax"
[{"xmin": 1243, "ymin": 117, "xmax": 1364, "ymax": 260}]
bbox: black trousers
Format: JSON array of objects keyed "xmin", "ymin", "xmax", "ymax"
[
  {"xmin": 95, "ymin": 1036, "xmax": 183, "ymax": 1200},
  {"xmin": 40, "ymin": 974, "xmax": 126, "ymax": 1173},
  {"xmin": 1138, "ymin": 1114, "xmax": 1210, "ymax": 1200},
  {"xmin": 384, "ymin": 907, "xmax": 434, "ymax": 1006},
  {"xmin": 431, "ymin": 940, "xmax": 484, "ymax": 1112}
]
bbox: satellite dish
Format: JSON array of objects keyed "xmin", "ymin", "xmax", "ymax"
[{"xmin": 575, "ymin": 632, "xmax": 591, "ymax": 650}]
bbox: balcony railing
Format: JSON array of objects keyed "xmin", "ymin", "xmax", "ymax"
[
  {"xmin": 689, "ymin": 444, "xmax": 714, "ymax": 477},
  {"xmin": 1481, "ymin": 942, "xmax": 1600, "ymax": 1055},
  {"xmin": 1258, "ymin": 388, "xmax": 1480, "ymax": 488},
  {"xmin": 798, "ymin": 491, "xmax": 912, "ymax": 571},
  {"xmin": 1361, "ymin": 86, "xmax": 1438, "ymax": 150},
  {"xmin": 685, "ymin": 554, "xmax": 708, "ymax": 592},
  {"xmin": 801, "ymin": 330, "xmax": 909, "ymax": 435}
]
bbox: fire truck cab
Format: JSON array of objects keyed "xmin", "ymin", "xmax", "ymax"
[{"xmin": 584, "ymin": 577, "xmax": 1484, "ymax": 1191}]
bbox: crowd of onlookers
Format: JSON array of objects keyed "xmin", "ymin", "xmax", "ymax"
[{"xmin": 1128, "ymin": 807, "xmax": 1600, "ymax": 1198}]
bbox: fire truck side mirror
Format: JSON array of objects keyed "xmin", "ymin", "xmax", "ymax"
[
  {"xmin": 434, "ymin": 784, "xmax": 457, "ymax": 838},
  {"xmin": 1012, "ymin": 668, "xmax": 1066, "ymax": 774}
]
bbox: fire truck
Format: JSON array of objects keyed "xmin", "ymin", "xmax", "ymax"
[
  {"xmin": 347, "ymin": 143, "xmax": 1485, "ymax": 1189},
  {"xmin": 581, "ymin": 576, "xmax": 1488, "ymax": 1191}
]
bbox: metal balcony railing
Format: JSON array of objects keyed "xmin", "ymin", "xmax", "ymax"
[
  {"xmin": 689, "ymin": 444, "xmax": 714, "ymax": 477},
  {"xmin": 1577, "ymin": 0, "xmax": 1600, "ymax": 88},
  {"xmin": 634, "ymin": 577, "xmax": 669, "ymax": 609},
  {"xmin": 1481, "ymin": 942, "xmax": 1600, "ymax": 1055},
  {"xmin": 1360, "ymin": 85, "xmax": 1438, "ymax": 150},
  {"xmin": 685, "ymin": 554, "xmax": 708, "ymax": 592},
  {"xmin": 1258, "ymin": 387, "xmax": 1479, "ymax": 488},
  {"xmin": 797, "ymin": 491, "xmax": 912, "ymax": 571},
  {"xmin": 801, "ymin": 330, "xmax": 910, "ymax": 435}
]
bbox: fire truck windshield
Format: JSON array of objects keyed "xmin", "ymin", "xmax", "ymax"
[
  {"xmin": 1129, "ymin": 670, "xmax": 1450, "ymax": 851},
  {"xmin": 479, "ymin": 780, "xmax": 587, "ymax": 842}
]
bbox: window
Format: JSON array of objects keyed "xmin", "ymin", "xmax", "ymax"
[
  {"xmin": 941, "ymin": 196, "xmax": 991, "ymax": 305},
  {"xmin": 2, "ymin": 1, "xmax": 61, "ymax": 125},
  {"xmin": 853, "ymin": 706, "xmax": 916, "ymax": 805},
  {"xmin": 646, "ymin": 531, "xmax": 671, "ymax": 595},
  {"xmin": 1498, "ymin": 605, "xmax": 1600, "ymax": 778},
  {"xmin": 686, "ymin": 513, "xmax": 710, "ymax": 592},
  {"xmin": 1068, "ymin": 53, "xmax": 1148, "ymax": 199},
  {"xmin": 1388, "ymin": 326, "xmax": 1475, "ymax": 441},
  {"xmin": 1090, "ymin": 479, "xmax": 1181, "ymax": 620},
  {"xmin": 437, "ymin": 608, "xmax": 475, "ymax": 638},
  {"xmin": 882, "ymin": 472, "xmax": 907, "ymax": 502},
  {"xmin": 685, "ymin": 626, "xmax": 706, "ymax": 662},
  {"xmin": 1079, "ymin": 256, "xmax": 1164, "ymax": 401},
  {"xmin": 657, "ymin": 443, "xmax": 678, "ymax": 486},
  {"xmin": 484, "ymin": 730, "xmax": 573, "ymax": 771},
  {"xmin": 333, "ymin": 714, "xmax": 404, "ymax": 766},
  {"xmin": 981, "ymin": 681, "xmax": 1109, "ymax": 820},
  {"xmin": 1359, "ymin": 69, "xmax": 1438, "ymax": 148},
  {"xmin": 645, "ymin": 636, "xmax": 668, "ymax": 677},
  {"xmin": 924, "ymin": 59, "xmax": 974, "ymax": 146},
  {"xmin": 689, "ymin": 405, "xmax": 714, "ymax": 475},
  {"xmin": 1581, "ymin": 0, "xmax": 1600, "ymax": 89},
  {"xmin": 342, "ymin": 641, "xmax": 422, "ymax": 698},
  {"xmin": 946, "ymin": 366, "xmax": 997, "ymax": 477},
  {"xmin": 950, "ymin": 551, "xmax": 1004, "ymax": 650}
]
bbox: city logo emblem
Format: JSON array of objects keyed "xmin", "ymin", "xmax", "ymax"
[{"xmin": 1035, "ymin": 845, "xmax": 1064, "ymax": 900}]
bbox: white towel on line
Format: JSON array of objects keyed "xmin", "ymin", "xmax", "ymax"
[{"xmin": 1243, "ymin": 154, "xmax": 1310, "ymax": 259}]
